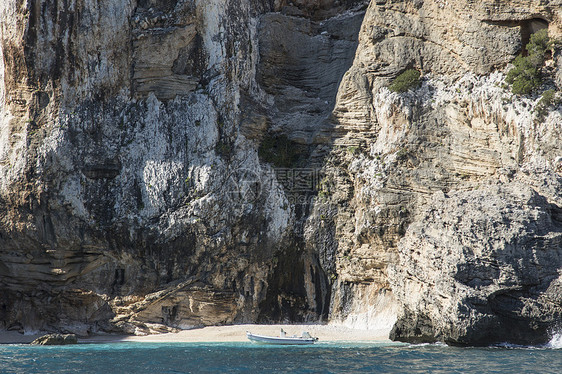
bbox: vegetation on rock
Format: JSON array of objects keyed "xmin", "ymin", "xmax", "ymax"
[
  {"xmin": 506, "ymin": 29, "xmax": 553, "ymax": 95},
  {"xmin": 534, "ymin": 89, "xmax": 559, "ymax": 121},
  {"xmin": 389, "ymin": 69, "xmax": 421, "ymax": 93}
]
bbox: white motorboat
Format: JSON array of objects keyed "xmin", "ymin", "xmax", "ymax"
[{"xmin": 246, "ymin": 329, "xmax": 318, "ymax": 345}]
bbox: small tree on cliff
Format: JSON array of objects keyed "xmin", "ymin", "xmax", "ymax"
[{"xmin": 506, "ymin": 29, "xmax": 553, "ymax": 95}]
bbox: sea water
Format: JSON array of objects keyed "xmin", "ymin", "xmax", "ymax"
[{"xmin": 1, "ymin": 341, "xmax": 562, "ymax": 373}]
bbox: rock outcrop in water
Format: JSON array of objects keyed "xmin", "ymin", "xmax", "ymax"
[
  {"xmin": 1, "ymin": 0, "xmax": 562, "ymax": 345},
  {"xmin": 30, "ymin": 333, "xmax": 78, "ymax": 345},
  {"xmin": 390, "ymin": 184, "xmax": 562, "ymax": 345}
]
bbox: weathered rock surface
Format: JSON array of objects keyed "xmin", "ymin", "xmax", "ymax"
[
  {"xmin": 303, "ymin": 0, "xmax": 562, "ymax": 344},
  {"xmin": 390, "ymin": 184, "xmax": 562, "ymax": 345},
  {"xmin": 1, "ymin": 0, "xmax": 562, "ymax": 346},
  {"xmin": 0, "ymin": 0, "xmax": 365, "ymax": 335},
  {"xmin": 30, "ymin": 333, "xmax": 78, "ymax": 345}
]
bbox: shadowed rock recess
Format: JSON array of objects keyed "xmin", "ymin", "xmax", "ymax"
[{"xmin": 0, "ymin": 0, "xmax": 561, "ymax": 345}]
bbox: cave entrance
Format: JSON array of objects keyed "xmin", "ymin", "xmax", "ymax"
[{"xmin": 520, "ymin": 18, "xmax": 549, "ymax": 55}]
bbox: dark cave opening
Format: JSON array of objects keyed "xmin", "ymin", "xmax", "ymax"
[
  {"xmin": 484, "ymin": 17, "xmax": 549, "ymax": 56},
  {"xmin": 520, "ymin": 18, "xmax": 549, "ymax": 56}
]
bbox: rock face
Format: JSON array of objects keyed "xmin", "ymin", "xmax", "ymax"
[
  {"xmin": 390, "ymin": 185, "xmax": 562, "ymax": 345},
  {"xmin": 309, "ymin": 0, "xmax": 562, "ymax": 344},
  {"xmin": 0, "ymin": 0, "xmax": 366, "ymax": 335},
  {"xmin": 1, "ymin": 0, "xmax": 562, "ymax": 346},
  {"xmin": 30, "ymin": 333, "xmax": 78, "ymax": 345}
]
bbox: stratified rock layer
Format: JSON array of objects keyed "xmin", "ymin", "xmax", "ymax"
[
  {"xmin": 304, "ymin": 0, "xmax": 562, "ymax": 344},
  {"xmin": 1, "ymin": 0, "xmax": 562, "ymax": 346},
  {"xmin": 0, "ymin": 0, "xmax": 368, "ymax": 334}
]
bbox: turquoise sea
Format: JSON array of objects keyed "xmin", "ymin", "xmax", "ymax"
[{"xmin": 2, "ymin": 341, "xmax": 562, "ymax": 373}]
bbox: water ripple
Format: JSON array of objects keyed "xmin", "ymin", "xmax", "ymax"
[{"xmin": 0, "ymin": 342, "xmax": 562, "ymax": 373}]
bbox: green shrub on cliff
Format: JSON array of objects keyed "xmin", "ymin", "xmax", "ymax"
[
  {"xmin": 538, "ymin": 89, "xmax": 557, "ymax": 108},
  {"xmin": 506, "ymin": 29, "xmax": 553, "ymax": 95},
  {"xmin": 506, "ymin": 56, "xmax": 541, "ymax": 95},
  {"xmin": 389, "ymin": 69, "xmax": 421, "ymax": 93},
  {"xmin": 527, "ymin": 28, "xmax": 552, "ymax": 62},
  {"xmin": 534, "ymin": 89, "xmax": 559, "ymax": 121}
]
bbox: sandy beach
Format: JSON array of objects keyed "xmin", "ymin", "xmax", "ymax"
[{"xmin": 0, "ymin": 324, "xmax": 391, "ymax": 344}]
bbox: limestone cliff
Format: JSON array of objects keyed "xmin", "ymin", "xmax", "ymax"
[
  {"xmin": 1, "ymin": 0, "xmax": 562, "ymax": 346},
  {"xmin": 0, "ymin": 0, "xmax": 366, "ymax": 335},
  {"xmin": 310, "ymin": 0, "xmax": 562, "ymax": 345}
]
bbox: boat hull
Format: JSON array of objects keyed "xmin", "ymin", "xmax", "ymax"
[{"xmin": 246, "ymin": 332, "xmax": 317, "ymax": 345}]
